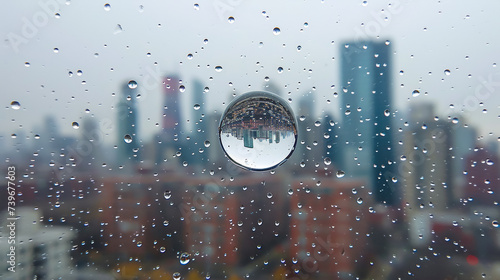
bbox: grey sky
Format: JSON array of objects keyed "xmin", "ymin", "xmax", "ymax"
[{"xmin": 1, "ymin": 0, "xmax": 500, "ymax": 146}]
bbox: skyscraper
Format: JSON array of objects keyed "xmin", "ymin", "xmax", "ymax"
[
  {"xmin": 116, "ymin": 81, "xmax": 139, "ymax": 165},
  {"xmin": 155, "ymin": 75, "xmax": 182, "ymax": 165},
  {"xmin": 340, "ymin": 41, "xmax": 396, "ymax": 204}
]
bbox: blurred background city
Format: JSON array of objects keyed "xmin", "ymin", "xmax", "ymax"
[{"xmin": 1, "ymin": 1, "xmax": 500, "ymax": 279}]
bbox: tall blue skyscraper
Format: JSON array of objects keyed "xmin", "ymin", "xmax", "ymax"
[
  {"xmin": 117, "ymin": 81, "xmax": 139, "ymax": 165},
  {"xmin": 340, "ymin": 41, "xmax": 396, "ymax": 205}
]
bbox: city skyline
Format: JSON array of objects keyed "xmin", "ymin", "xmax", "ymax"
[{"xmin": 2, "ymin": 1, "xmax": 500, "ymax": 145}]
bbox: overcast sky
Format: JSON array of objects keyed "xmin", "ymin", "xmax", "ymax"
[{"xmin": 1, "ymin": 0, "xmax": 500, "ymax": 146}]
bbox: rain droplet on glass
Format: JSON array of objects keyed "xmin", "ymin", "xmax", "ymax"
[
  {"xmin": 72, "ymin": 122, "xmax": 79, "ymax": 129},
  {"xmin": 10, "ymin": 101, "xmax": 20, "ymax": 110},
  {"xmin": 124, "ymin": 134, "xmax": 133, "ymax": 143},
  {"xmin": 128, "ymin": 80, "xmax": 137, "ymax": 89},
  {"xmin": 180, "ymin": 252, "xmax": 191, "ymax": 265}
]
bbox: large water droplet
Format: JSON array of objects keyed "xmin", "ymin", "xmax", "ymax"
[
  {"xmin": 336, "ymin": 170, "xmax": 345, "ymax": 178},
  {"xmin": 124, "ymin": 134, "xmax": 133, "ymax": 143},
  {"xmin": 219, "ymin": 91, "xmax": 298, "ymax": 171},
  {"xmin": 128, "ymin": 80, "xmax": 138, "ymax": 89},
  {"xmin": 10, "ymin": 101, "xmax": 21, "ymax": 110},
  {"xmin": 180, "ymin": 252, "xmax": 191, "ymax": 265}
]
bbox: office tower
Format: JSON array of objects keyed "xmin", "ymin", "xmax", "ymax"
[
  {"xmin": 402, "ymin": 103, "xmax": 452, "ymax": 211},
  {"xmin": 116, "ymin": 81, "xmax": 139, "ymax": 165},
  {"xmin": 155, "ymin": 75, "xmax": 182, "ymax": 165},
  {"xmin": 340, "ymin": 41, "xmax": 396, "ymax": 204},
  {"xmin": 449, "ymin": 118, "xmax": 476, "ymax": 199},
  {"xmin": 190, "ymin": 79, "xmax": 208, "ymax": 164}
]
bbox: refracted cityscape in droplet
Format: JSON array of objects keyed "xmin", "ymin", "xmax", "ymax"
[{"xmin": 219, "ymin": 91, "xmax": 297, "ymax": 171}]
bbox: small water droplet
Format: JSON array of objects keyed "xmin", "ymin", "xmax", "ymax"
[
  {"xmin": 492, "ymin": 220, "xmax": 499, "ymax": 228},
  {"xmin": 180, "ymin": 252, "xmax": 191, "ymax": 265},
  {"xmin": 357, "ymin": 197, "xmax": 363, "ymax": 204},
  {"xmin": 124, "ymin": 134, "xmax": 133, "ymax": 143},
  {"xmin": 273, "ymin": 27, "xmax": 281, "ymax": 35},
  {"xmin": 219, "ymin": 91, "xmax": 298, "ymax": 171},
  {"xmin": 72, "ymin": 122, "xmax": 79, "ymax": 129},
  {"xmin": 187, "ymin": 53, "xmax": 193, "ymax": 59},
  {"xmin": 160, "ymin": 246, "xmax": 166, "ymax": 253},
  {"xmin": 384, "ymin": 109, "xmax": 390, "ymax": 117},
  {"xmin": 10, "ymin": 101, "xmax": 21, "ymax": 110},
  {"xmin": 336, "ymin": 170, "xmax": 345, "ymax": 178},
  {"xmin": 412, "ymin": 90, "xmax": 420, "ymax": 97},
  {"xmin": 215, "ymin": 66, "xmax": 223, "ymax": 72},
  {"xmin": 324, "ymin": 157, "xmax": 332, "ymax": 166},
  {"xmin": 164, "ymin": 190, "xmax": 171, "ymax": 200},
  {"xmin": 444, "ymin": 69, "xmax": 451, "ymax": 75},
  {"xmin": 277, "ymin": 67, "xmax": 284, "ymax": 73},
  {"xmin": 163, "ymin": 220, "xmax": 169, "ymax": 226},
  {"xmin": 267, "ymin": 192, "xmax": 273, "ymax": 199},
  {"xmin": 204, "ymin": 140, "xmax": 211, "ymax": 147},
  {"xmin": 136, "ymin": 241, "xmax": 142, "ymax": 247},
  {"xmin": 194, "ymin": 104, "xmax": 201, "ymax": 110},
  {"xmin": 173, "ymin": 272, "xmax": 181, "ymax": 280},
  {"xmin": 452, "ymin": 117, "xmax": 459, "ymax": 124},
  {"xmin": 128, "ymin": 80, "xmax": 138, "ymax": 89},
  {"xmin": 25, "ymin": 62, "xmax": 30, "ymax": 67},
  {"xmin": 104, "ymin": 3, "xmax": 111, "ymax": 11},
  {"xmin": 228, "ymin": 16, "xmax": 235, "ymax": 23}
]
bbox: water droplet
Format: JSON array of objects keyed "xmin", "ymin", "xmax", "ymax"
[
  {"xmin": 124, "ymin": 134, "xmax": 133, "ymax": 143},
  {"xmin": 72, "ymin": 122, "xmax": 79, "ymax": 129},
  {"xmin": 324, "ymin": 157, "xmax": 332, "ymax": 165},
  {"xmin": 160, "ymin": 246, "xmax": 166, "ymax": 253},
  {"xmin": 288, "ymin": 189, "xmax": 293, "ymax": 195},
  {"xmin": 180, "ymin": 252, "xmax": 191, "ymax": 265},
  {"xmin": 204, "ymin": 140, "xmax": 211, "ymax": 147},
  {"xmin": 452, "ymin": 117, "xmax": 459, "ymax": 124},
  {"xmin": 164, "ymin": 190, "xmax": 171, "ymax": 199},
  {"xmin": 492, "ymin": 220, "xmax": 499, "ymax": 228},
  {"xmin": 412, "ymin": 90, "xmax": 420, "ymax": 97},
  {"xmin": 444, "ymin": 69, "xmax": 451, "ymax": 75},
  {"xmin": 173, "ymin": 272, "xmax": 181, "ymax": 280},
  {"xmin": 136, "ymin": 241, "xmax": 142, "ymax": 247},
  {"xmin": 267, "ymin": 192, "xmax": 273, "ymax": 199},
  {"xmin": 336, "ymin": 170, "xmax": 345, "ymax": 178},
  {"xmin": 128, "ymin": 80, "xmax": 137, "ymax": 89},
  {"xmin": 277, "ymin": 67, "xmax": 284, "ymax": 73},
  {"xmin": 228, "ymin": 16, "xmax": 235, "ymax": 23},
  {"xmin": 384, "ymin": 109, "xmax": 390, "ymax": 117},
  {"xmin": 25, "ymin": 62, "xmax": 30, "ymax": 67},
  {"xmin": 215, "ymin": 66, "xmax": 223, "ymax": 72},
  {"xmin": 187, "ymin": 53, "xmax": 193, "ymax": 59},
  {"xmin": 10, "ymin": 101, "xmax": 20, "ymax": 110},
  {"xmin": 357, "ymin": 197, "xmax": 363, "ymax": 204},
  {"xmin": 219, "ymin": 91, "xmax": 298, "ymax": 171},
  {"xmin": 194, "ymin": 104, "xmax": 201, "ymax": 110},
  {"xmin": 273, "ymin": 27, "xmax": 281, "ymax": 35},
  {"xmin": 104, "ymin": 3, "xmax": 111, "ymax": 11},
  {"xmin": 163, "ymin": 220, "xmax": 169, "ymax": 226}
]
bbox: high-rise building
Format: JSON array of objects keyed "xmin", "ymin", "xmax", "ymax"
[
  {"xmin": 402, "ymin": 103, "xmax": 452, "ymax": 211},
  {"xmin": 340, "ymin": 41, "xmax": 396, "ymax": 204},
  {"xmin": 155, "ymin": 75, "xmax": 182, "ymax": 165},
  {"xmin": 116, "ymin": 81, "xmax": 139, "ymax": 165}
]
